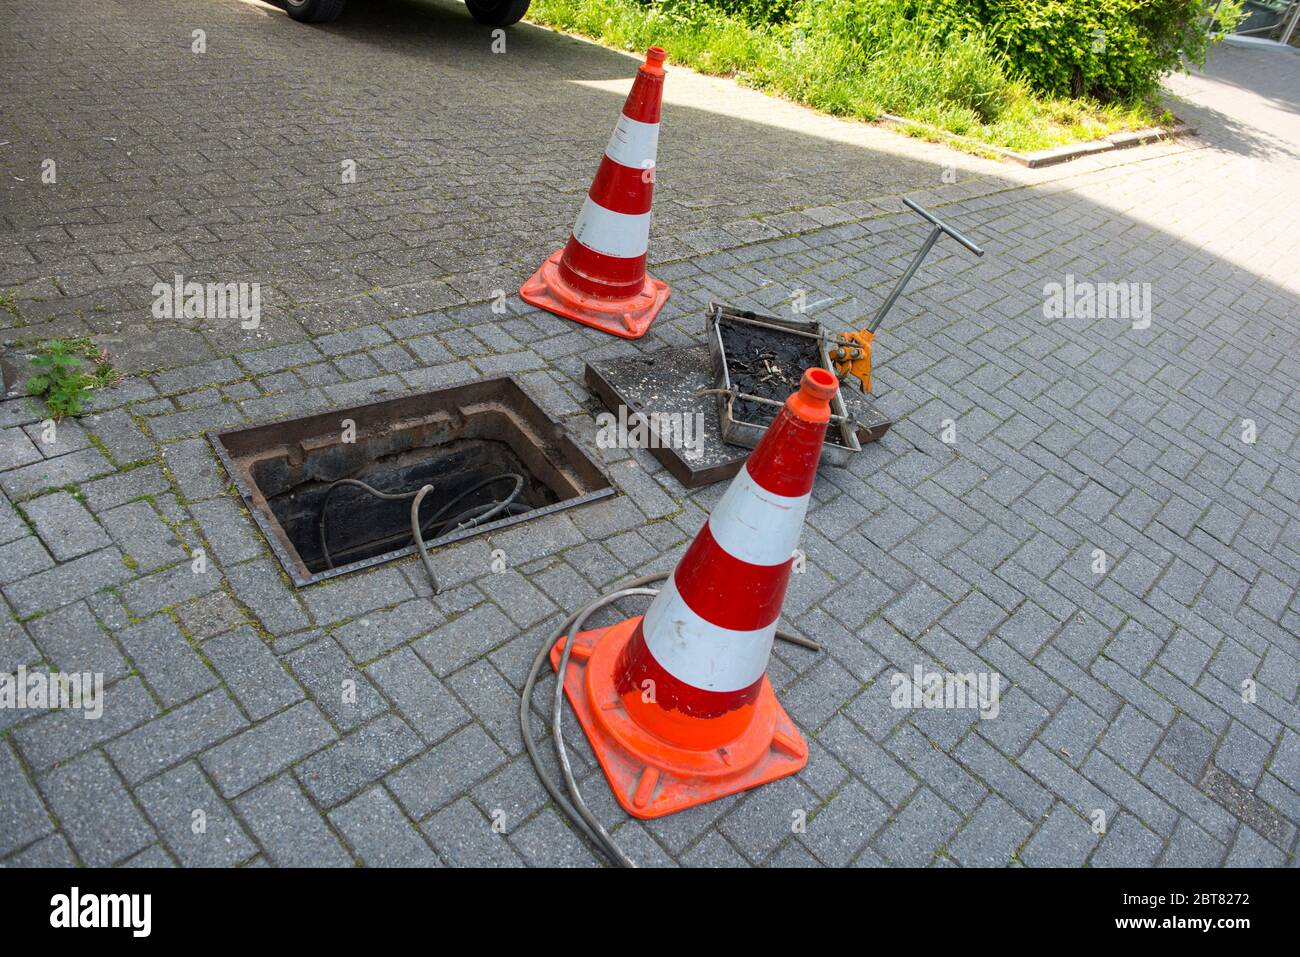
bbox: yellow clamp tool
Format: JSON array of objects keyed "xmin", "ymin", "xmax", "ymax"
[{"xmin": 831, "ymin": 197, "xmax": 983, "ymax": 394}]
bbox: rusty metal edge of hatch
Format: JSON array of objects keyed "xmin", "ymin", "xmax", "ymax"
[{"xmin": 206, "ymin": 374, "xmax": 617, "ymax": 589}]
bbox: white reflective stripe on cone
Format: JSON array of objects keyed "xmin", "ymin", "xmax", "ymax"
[
  {"xmin": 642, "ymin": 575, "xmax": 776, "ymax": 693},
  {"xmin": 707, "ymin": 465, "xmax": 810, "ymax": 568},
  {"xmin": 605, "ymin": 113, "xmax": 659, "ymax": 170},
  {"xmin": 571, "ymin": 196, "xmax": 652, "ymax": 260}
]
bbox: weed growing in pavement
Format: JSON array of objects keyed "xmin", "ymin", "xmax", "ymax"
[{"xmin": 26, "ymin": 337, "xmax": 124, "ymax": 419}]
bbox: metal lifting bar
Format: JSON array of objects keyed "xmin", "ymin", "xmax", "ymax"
[{"xmin": 869, "ymin": 198, "xmax": 984, "ymax": 334}]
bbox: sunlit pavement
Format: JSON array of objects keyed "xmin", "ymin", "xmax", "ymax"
[{"xmin": 0, "ymin": 0, "xmax": 1296, "ymax": 867}]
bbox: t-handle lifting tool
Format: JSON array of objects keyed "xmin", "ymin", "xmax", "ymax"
[{"xmin": 832, "ymin": 197, "xmax": 984, "ymax": 392}]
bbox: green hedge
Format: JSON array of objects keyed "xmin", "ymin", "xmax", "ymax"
[{"xmin": 657, "ymin": 0, "xmax": 1240, "ymax": 102}]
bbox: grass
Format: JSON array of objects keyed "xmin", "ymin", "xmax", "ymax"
[{"xmin": 526, "ymin": 0, "xmax": 1166, "ymax": 153}]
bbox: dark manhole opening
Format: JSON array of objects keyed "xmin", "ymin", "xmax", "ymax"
[{"xmin": 211, "ymin": 377, "xmax": 615, "ymax": 587}]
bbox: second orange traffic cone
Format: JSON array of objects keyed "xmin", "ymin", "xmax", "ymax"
[
  {"xmin": 520, "ymin": 48, "xmax": 670, "ymax": 339},
  {"xmin": 550, "ymin": 367, "xmax": 840, "ymax": 818}
]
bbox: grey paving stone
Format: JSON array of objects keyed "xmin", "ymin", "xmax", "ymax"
[
  {"xmin": 783, "ymin": 656, "xmax": 862, "ymax": 732},
  {"xmin": 153, "ymin": 358, "xmax": 243, "ymax": 395},
  {"xmin": 1089, "ymin": 812, "xmax": 1164, "ymax": 867},
  {"xmin": 1039, "ymin": 696, "xmax": 1107, "ymax": 767},
  {"xmin": 1213, "ymin": 719, "xmax": 1273, "ymax": 788},
  {"xmin": 224, "ymin": 558, "xmax": 312, "ymax": 634},
  {"xmin": 413, "ymin": 601, "xmax": 519, "ymax": 676},
  {"xmin": 297, "ymin": 713, "xmax": 423, "ymax": 808},
  {"xmin": 0, "ymin": 614, "xmax": 39, "ymax": 676},
  {"xmin": 98, "ymin": 499, "xmax": 188, "ymax": 572},
  {"xmin": 21, "ymin": 491, "xmax": 109, "ymax": 561},
  {"xmin": 0, "ymin": 493, "xmax": 27, "ymax": 545},
  {"xmin": 117, "ymin": 614, "xmax": 217, "ymax": 708},
  {"xmin": 1020, "ymin": 803, "xmax": 1099, "ymax": 868},
  {"xmin": 886, "ymin": 723, "xmax": 987, "ymax": 814},
  {"xmin": 39, "ymin": 751, "xmax": 155, "ymax": 866},
  {"xmin": 1159, "ymin": 817, "xmax": 1226, "ymax": 867},
  {"xmin": 679, "ymin": 831, "xmax": 750, "ymax": 868},
  {"xmin": 14, "ymin": 675, "xmax": 158, "ymax": 772},
  {"xmin": 329, "ymin": 786, "xmax": 441, "ymax": 867},
  {"xmin": 873, "ymin": 787, "xmax": 962, "ymax": 867},
  {"xmin": 234, "ymin": 774, "xmax": 353, "ymax": 867},
  {"xmin": 0, "ymin": 427, "xmax": 42, "ymax": 472},
  {"xmin": 445, "ymin": 658, "xmax": 529, "ymax": 754},
  {"xmin": 1141, "ymin": 760, "xmax": 1238, "ymax": 843},
  {"xmin": 285, "ymin": 635, "xmax": 386, "ymax": 731},
  {"xmin": 955, "ymin": 731, "xmax": 1054, "ymax": 820},
  {"xmin": 949, "ymin": 793, "xmax": 1033, "ymax": 868},
  {"xmin": 162, "ymin": 438, "xmax": 226, "ymax": 502},
  {"xmin": 975, "ymin": 686, "xmax": 1049, "ymax": 758},
  {"xmin": 25, "ymin": 600, "xmax": 127, "ymax": 682},
  {"xmin": 1021, "ymin": 740, "xmax": 1119, "ymax": 822},
  {"xmin": 0, "ymin": 447, "xmax": 113, "ymax": 501},
  {"xmin": 1156, "ymin": 713, "xmax": 1217, "ymax": 782},
  {"xmin": 189, "ymin": 497, "xmax": 263, "ymax": 566},
  {"xmin": 941, "ymin": 592, "xmax": 1006, "ymax": 648},
  {"xmin": 386, "ymin": 724, "xmax": 507, "ymax": 819},
  {"xmin": 83, "ymin": 409, "xmax": 154, "ymax": 466},
  {"xmin": 2, "ymin": 546, "xmax": 132, "ymax": 618},
  {"xmin": 2, "ymin": 831, "xmax": 77, "ymax": 867},
  {"xmin": 174, "ymin": 591, "xmax": 248, "ymax": 639},
  {"xmin": 135, "ymin": 762, "xmax": 258, "ymax": 867},
  {"xmin": 509, "ymin": 807, "xmax": 601, "ymax": 867},
  {"xmin": 107, "ymin": 688, "xmax": 248, "ymax": 785},
  {"xmin": 79, "ymin": 463, "xmax": 170, "ymax": 513},
  {"xmin": 421, "ymin": 797, "xmax": 523, "ymax": 867},
  {"xmin": 22, "ymin": 420, "xmax": 90, "ymax": 459},
  {"xmin": 200, "ymin": 700, "xmax": 336, "ymax": 797},
  {"xmin": 1224, "ymin": 825, "xmax": 1287, "ymax": 867},
  {"xmin": 1267, "ymin": 728, "xmax": 1300, "ymax": 792},
  {"xmin": 717, "ymin": 775, "xmax": 815, "ymax": 864},
  {"xmin": 365, "ymin": 646, "xmax": 469, "ymax": 744},
  {"xmin": 121, "ymin": 845, "xmax": 177, "ymax": 868},
  {"xmin": 997, "ymin": 601, "xmax": 1058, "ymax": 657},
  {"xmin": 1099, "ymin": 704, "xmax": 1163, "ymax": 774},
  {"xmin": 818, "ymin": 714, "xmax": 917, "ymax": 808},
  {"xmin": 1081, "ymin": 750, "xmax": 1180, "ymax": 837},
  {"xmin": 333, "ymin": 598, "xmax": 443, "ymax": 661},
  {"xmin": 1156, "ymin": 627, "xmax": 1215, "ymax": 684},
  {"xmin": 301, "ymin": 566, "xmax": 415, "ymax": 627},
  {"xmin": 204, "ymin": 626, "xmax": 303, "ymax": 720},
  {"xmin": 1091, "ymin": 657, "xmax": 1176, "ymax": 725},
  {"xmin": 799, "ymin": 779, "xmax": 889, "ymax": 867},
  {"xmin": 883, "ymin": 582, "xmax": 950, "ymax": 638},
  {"xmin": 0, "ymin": 740, "xmax": 52, "ymax": 857}
]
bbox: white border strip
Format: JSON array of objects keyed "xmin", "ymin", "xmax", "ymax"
[
  {"xmin": 571, "ymin": 196, "xmax": 651, "ymax": 259},
  {"xmin": 605, "ymin": 113, "xmax": 659, "ymax": 170},
  {"xmin": 707, "ymin": 466, "xmax": 809, "ymax": 567},
  {"xmin": 642, "ymin": 576, "xmax": 775, "ymax": 692}
]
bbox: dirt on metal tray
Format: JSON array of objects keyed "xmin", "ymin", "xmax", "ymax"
[{"xmin": 717, "ymin": 315, "xmax": 828, "ymax": 428}]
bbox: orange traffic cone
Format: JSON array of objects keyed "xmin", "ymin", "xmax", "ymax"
[
  {"xmin": 550, "ymin": 367, "xmax": 839, "ymax": 818},
  {"xmin": 520, "ymin": 48, "xmax": 670, "ymax": 340}
]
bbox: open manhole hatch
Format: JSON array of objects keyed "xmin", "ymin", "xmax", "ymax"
[{"xmin": 210, "ymin": 377, "xmax": 615, "ymax": 587}]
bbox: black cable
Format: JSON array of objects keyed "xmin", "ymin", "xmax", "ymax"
[
  {"xmin": 317, "ymin": 478, "xmax": 421, "ymax": 571},
  {"xmin": 315, "ymin": 473, "xmax": 529, "ymax": 592}
]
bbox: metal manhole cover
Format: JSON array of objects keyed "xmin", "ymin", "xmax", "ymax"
[{"xmin": 210, "ymin": 377, "xmax": 614, "ymax": 587}]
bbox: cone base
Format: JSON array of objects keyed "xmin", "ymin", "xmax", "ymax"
[
  {"xmin": 550, "ymin": 616, "xmax": 807, "ymax": 819},
  {"xmin": 520, "ymin": 249, "xmax": 669, "ymax": 340}
]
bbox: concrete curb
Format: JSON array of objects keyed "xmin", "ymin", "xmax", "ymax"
[{"xmin": 879, "ymin": 113, "xmax": 1197, "ymax": 168}]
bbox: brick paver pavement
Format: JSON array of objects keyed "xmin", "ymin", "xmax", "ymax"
[{"xmin": 0, "ymin": 1, "xmax": 1296, "ymax": 867}]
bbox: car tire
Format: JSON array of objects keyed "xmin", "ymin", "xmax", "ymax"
[
  {"xmin": 464, "ymin": 0, "xmax": 531, "ymax": 27},
  {"xmin": 285, "ymin": 0, "xmax": 346, "ymax": 24}
]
